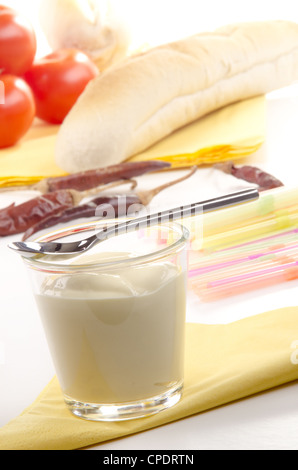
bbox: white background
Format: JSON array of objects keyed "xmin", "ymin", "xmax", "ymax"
[{"xmin": 4, "ymin": 0, "xmax": 298, "ymax": 56}]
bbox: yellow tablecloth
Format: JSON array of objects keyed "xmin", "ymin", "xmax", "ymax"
[
  {"xmin": 0, "ymin": 306, "xmax": 297, "ymax": 451},
  {"xmin": 0, "ymin": 96, "xmax": 265, "ymax": 187}
]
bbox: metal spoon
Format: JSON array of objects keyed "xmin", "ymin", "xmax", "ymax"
[{"xmin": 8, "ymin": 188, "xmax": 259, "ymax": 258}]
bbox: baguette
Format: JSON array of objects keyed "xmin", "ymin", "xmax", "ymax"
[{"xmin": 55, "ymin": 20, "xmax": 298, "ymax": 173}]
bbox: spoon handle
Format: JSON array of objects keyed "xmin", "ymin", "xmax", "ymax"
[
  {"xmin": 8, "ymin": 188, "xmax": 259, "ymax": 257},
  {"xmin": 96, "ymin": 188, "xmax": 259, "ymax": 241}
]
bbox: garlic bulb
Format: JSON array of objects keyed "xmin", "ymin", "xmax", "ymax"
[{"xmin": 39, "ymin": 0, "xmax": 131, "ymax": 69}]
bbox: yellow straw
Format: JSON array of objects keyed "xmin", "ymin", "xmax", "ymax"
[{"xmin": 186, "ymin": 187, "xmax": 298, "ymax": 252}]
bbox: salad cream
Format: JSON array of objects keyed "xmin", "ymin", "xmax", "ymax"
[{"xmin": 35, "ymin": 257, "xmax": 186, "ymax": 404}]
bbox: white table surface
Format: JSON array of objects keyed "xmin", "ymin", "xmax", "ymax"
[{"xmin": 1, "ymin": 85, "xmax": 298, "ymax": 450}]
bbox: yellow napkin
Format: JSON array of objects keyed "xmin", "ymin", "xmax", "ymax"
[
  {"xmin": 0, "ymin": 120, "xmax": 66, "ymax": 187},
  {"xmin": 1, "ymin": 306, "xmax": 298, "ymax": 451},
  {"xmin": 0, "ymin": 97, "xmax": 265, "ymax": 188}
]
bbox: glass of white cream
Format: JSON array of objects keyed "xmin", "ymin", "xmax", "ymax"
[{"xmin": 23, "ymin": 221, "xmax": 189, "ymax": 421}]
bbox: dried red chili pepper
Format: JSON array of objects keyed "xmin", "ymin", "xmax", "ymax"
[
  {"xmin": 230, "ymin": 165, "xmax": 284, "ymax": 191},
  {"xmin": 215, "ymin": 162, "xmax": 284, "ymax": 191},
  {"xmin": 3, "ymin": 166, "xmax": 196, "ymax": 240},
  {"xmin": 0, "ymin": 190, "xmax": 79, "ymax": 236},
  {"xmin": 22, "ymin": 167, "xmax": 198, "ymax": 240},
  {"xmin": 35, "ymin": 161, "xmax": 171, "ymax": 193},
  {"xmin": 22, "ymin": 195, "xmax": 142, "ymax": 240}
]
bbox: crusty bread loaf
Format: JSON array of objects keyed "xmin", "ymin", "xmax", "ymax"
[{"xmin": 55, "ymin": 20, "xmax": 298, "ymax": 173}]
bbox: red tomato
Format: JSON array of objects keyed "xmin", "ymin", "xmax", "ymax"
[
  {"xmin": 0, "ymin": 75, "xmax": 35, "ymax": 148},
  {"xmin": 24, "ymin": 49, "xmax": 99, "ymax": 124},
  {"xmin": 0, "ymin": 5, "xmax": 36, "ymax": 76}
]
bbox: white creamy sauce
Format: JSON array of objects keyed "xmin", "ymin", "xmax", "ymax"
[{"xmin": 35, "ymin": 254, "xmax": 187, "ymax": 404}]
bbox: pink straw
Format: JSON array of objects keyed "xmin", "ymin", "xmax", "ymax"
[
  {"xmin": 189, "ymin": 242, "xmax": 298, "ymax": 277},
  {"xmin": 207, "ymin": 260, "xmax": 298, "ymax": 288}
]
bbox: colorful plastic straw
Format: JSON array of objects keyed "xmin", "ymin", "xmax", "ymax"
[
  {"xmin": 189, "ymin": 241, "xmax": 298, "ymax": 277},
  {"xmin": 188, "ymin": 186, "xmax": 298, "ymax": 301},
  {"xmin": 194, "ymin": 263, "xmax": 298, "ymax": 302}
]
